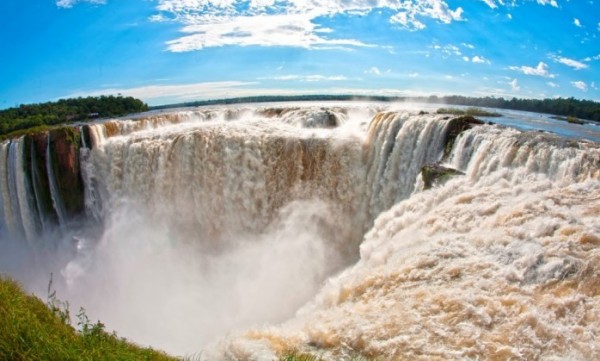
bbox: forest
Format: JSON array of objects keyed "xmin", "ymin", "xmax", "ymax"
[{"xmin": 0, "ymin": 96, "xmax": 148, "ymax": 139}]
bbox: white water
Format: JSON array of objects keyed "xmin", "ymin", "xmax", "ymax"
[{"xmin": 1, "ymin": 102, "xmax": 599, "ymax": 359}]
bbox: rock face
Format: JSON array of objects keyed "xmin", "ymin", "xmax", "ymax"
[
  {"xmin": 47, "ymin": 127, "xmax": 85, "ymax": 220},
  {"xmin": 443, "ymin": 115, "xmax": 484, "ymax": 160},
  {"xmin": 421, "ymin": 163, "xmax": 464, "ymax": 190}
]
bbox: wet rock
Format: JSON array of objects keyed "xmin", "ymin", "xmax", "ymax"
[
  {"xmin": 421, "ymin": 163, "xmax": 464, "ymax": 190},
  {"xmin": 443, "ymin": 115, "xmax": 484, "ymax": 160},
  {"xmin": 48, "ymin": 127, "xmax": 85, "ymax": 219}
]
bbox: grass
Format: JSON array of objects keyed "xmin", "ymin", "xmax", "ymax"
[
  {"xmin": 0, "ymin": 274, "xmax": 374, "ymax": 361},
  {"xmin": 436, "ymin": 107, "xmax": 501, "ymax": 117},
  {"xmin": 0, "ymin": 275, "xmax": 177, "ymax": 361}
]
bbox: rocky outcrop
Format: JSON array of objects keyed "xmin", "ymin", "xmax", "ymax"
[
  {"xmin": 443, "ymin": 115, "xmax": 484, "ymax": 160},
  {"xmin": 47, "ymin": 127, "xmax": 85, "ymax": 219},
  {"xmin": 421, "ymin": 163, "xmax": 464, "ymax": 190}
]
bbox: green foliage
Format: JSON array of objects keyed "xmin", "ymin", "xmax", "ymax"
[
  {"xmin": 436, "ymin": 107, "xmax": 501, "ymax": 117},
  {"xmin": 0, "ymin": 95, "xmax": 148, "ymax": 139},
  {"xmin": 0, "ymin": 275, "xmax": 177, "ymax": 361}
]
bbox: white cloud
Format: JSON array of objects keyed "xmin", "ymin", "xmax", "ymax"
[
  {"xmin": 154, "ymin": 0, "xmax": 466, "ymax": 51},
  {"xmin": 583, "ymin": 54, "xmax": 600, "ymax": 62},
  {"xmin": 472, "ymin": 55, "xmax": 490, "ymax": 64},
  {"xmin": 408, "ymin": 72, "xmax": 420, "ymax": 78},
  {"xmin": 389, "ymin": 1, "xmax": 464, "ymax": 30},
  {"xmin": 166, "ymin": 13, "xmax": 369, "ymax": 51},
  {"xmin": 547, "ymin": 81, "xmax": 559, "ymax": 88},
  {"xmin": 150, "ymin": 0, "xmax": 576, "ymax": 52},
  {"xmin": 461, "ymin": 43, "xmax": 475, "ymax": 49},
  {"xmin": 265, "ymin": 74, "xmax": 348, "ymax": 82},
  {"xmin": 510, "ymin": 78, "xmax": 520, "ymax": 91},
  {"xmin": 365, "ymin": 67, "xmax": 382, "ymax": 75},
  {"xmin": 509, "ymin": 62, "xmax": 556, "ymax": 78},
  {"xmin": 571, "ymin": 81, "xmax": 588, "ymax": 91},
  {"xmin": 574, "ymin": 18, "xmax": 582, "ymax": 28},
  {"xmin": 432, "ymin": 44, "xmax": 462, "ymax": 57},
  {"xmin": 66, "ymin": 81, "xmax": 258, "ymax": 103},
  {"xmin": 536, "ymin": 0, "xmax": 558, "ymax": 7},
  {"xmin": 56, "ymin": 0, "xmax": 105, "ymax": 8},
  {"xmin": 551, "ymin": 56, "xmax": 588, "ymax": 70},
  {"xmin": 481, "ymin": 0, "xmax": 499, "ymax": 8}
]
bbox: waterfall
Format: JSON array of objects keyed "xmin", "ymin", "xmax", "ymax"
[{"xmin": 0, "ymin": 103, "xmax": 599, "ymax": 359}]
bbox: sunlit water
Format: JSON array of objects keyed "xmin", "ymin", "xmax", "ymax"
[{"xmin": 1, "ymin": 102, "xmax": 599, "ymax": 359}]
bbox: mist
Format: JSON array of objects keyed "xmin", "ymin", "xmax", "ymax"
[{"xmin": 49, "ymin": 197, "xmax": 351, "ymax": 356}]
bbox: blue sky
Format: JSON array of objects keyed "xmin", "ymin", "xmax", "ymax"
[{"xmin": 0, "ymin": 0, "xmax": 599, "ymax": 108}]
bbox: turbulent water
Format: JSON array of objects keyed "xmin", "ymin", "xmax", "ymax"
[{"xmin": 1, "ymin": 102, "xmax": 599, "ymax": 360}]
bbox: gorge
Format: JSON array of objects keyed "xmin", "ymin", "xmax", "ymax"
[{"xmin": 1, "ymin": 102, "xmax": 599, "ymax": 360}]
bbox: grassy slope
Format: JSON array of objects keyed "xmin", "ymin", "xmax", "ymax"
[{"xmin": 0, "ymin": 276, "xmax": 177, "ymax": 361}]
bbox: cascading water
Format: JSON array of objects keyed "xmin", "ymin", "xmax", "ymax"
[{"xmin": 1, "ymin": 102, "xmax": 599, "ymax": 359}]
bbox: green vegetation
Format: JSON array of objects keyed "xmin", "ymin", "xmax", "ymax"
[
  {"xmin": 436, "ymin": 107, "xmax": 501, "ymax": 117},
  {"xmin": 0, "ymin": 96, "xmax": 148, "ymax": 139},
  {"xmin": 550, "ymin": 115, "xmax": 585, "ymax": 125},
  {"xmin": 0, "ymin": 275, "xmax": 176, "ymax": 361}
]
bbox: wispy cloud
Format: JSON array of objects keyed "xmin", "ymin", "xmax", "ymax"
[
  {"xmin": 65, "ymin": 81, "xmax": 258, "ymax": 103},
  {"xmin": 365, "ymin": 67, "xmax": 381, "ymax": 75},
  {"xmin": 571, "ymin": 81, "xmax": 588, "ymax": 91},
  {"xmin": 154, "ymin": 0, "xmax": 466, "ymax": 51},
  {"xmin": 485, "ymin": 0, "xmax": 558, "ymax": 8},
  {"xmin": 551, "ymin": 55, "xmax": 588, "ymax": 70},
  {"xmin": 265, "ymin": 74, "xmax": 349, "ymax": 82},
  {"xmin": 151, "ymin": 0, "xmax": 574, "ymax": 52},
  {"xmin": 166, "ymin": 13, "xmax": 369, "ymax": 52},
  {"xmin": 510, "ymin": 79, "xmax": 520, "ymax": 91},
  {"xmin": 547, "ymin": 81, "xmax": 559, "ymax": 88},
  {"xmin": 389, "ymin": 2, "xmax": 464, "ymax": 31},
  {"xmin": 432, "ymin": 44, "xmax": 462, "ymax": 57},
  {"xmin": 509, "ymin": 62, "xmax": 556, "ymax": 78},
  {"xmin": 583, "ymin": 54, "xmax": 600, "ymax": 62},
  {"xmin": 56, "ymin": 0, "xmax": 106, "ymax": 8},
  {"xmin": 481, "ymin": 0, "xmax": 499, "ymax": 9},
  {"xmin": 536, "ymin": 0, "xmax": 558, "ymax": 7},
  {"xmin": 471, "ymin": 55, "xmax": 491, "ymax": 64},
  {"xmin": 573, "ymin": 18, "xmax": 582, "ymax": 28}
]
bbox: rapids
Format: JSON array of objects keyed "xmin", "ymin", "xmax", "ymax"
[{"xmin": 1, "ymin": 102, "xmax": 599, "ymax": 359}]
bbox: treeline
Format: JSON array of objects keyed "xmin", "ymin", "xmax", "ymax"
[
  {"xmin": 0, "ymin": 95, "xmax": 148, "ymax": 138},
  {"xmin": 428, "ymin": 95, "xmax": 600, "ymax": 122},
  {"xmin": 153, "ymin": 95, "xmax": 600, "ymax": 122}
]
